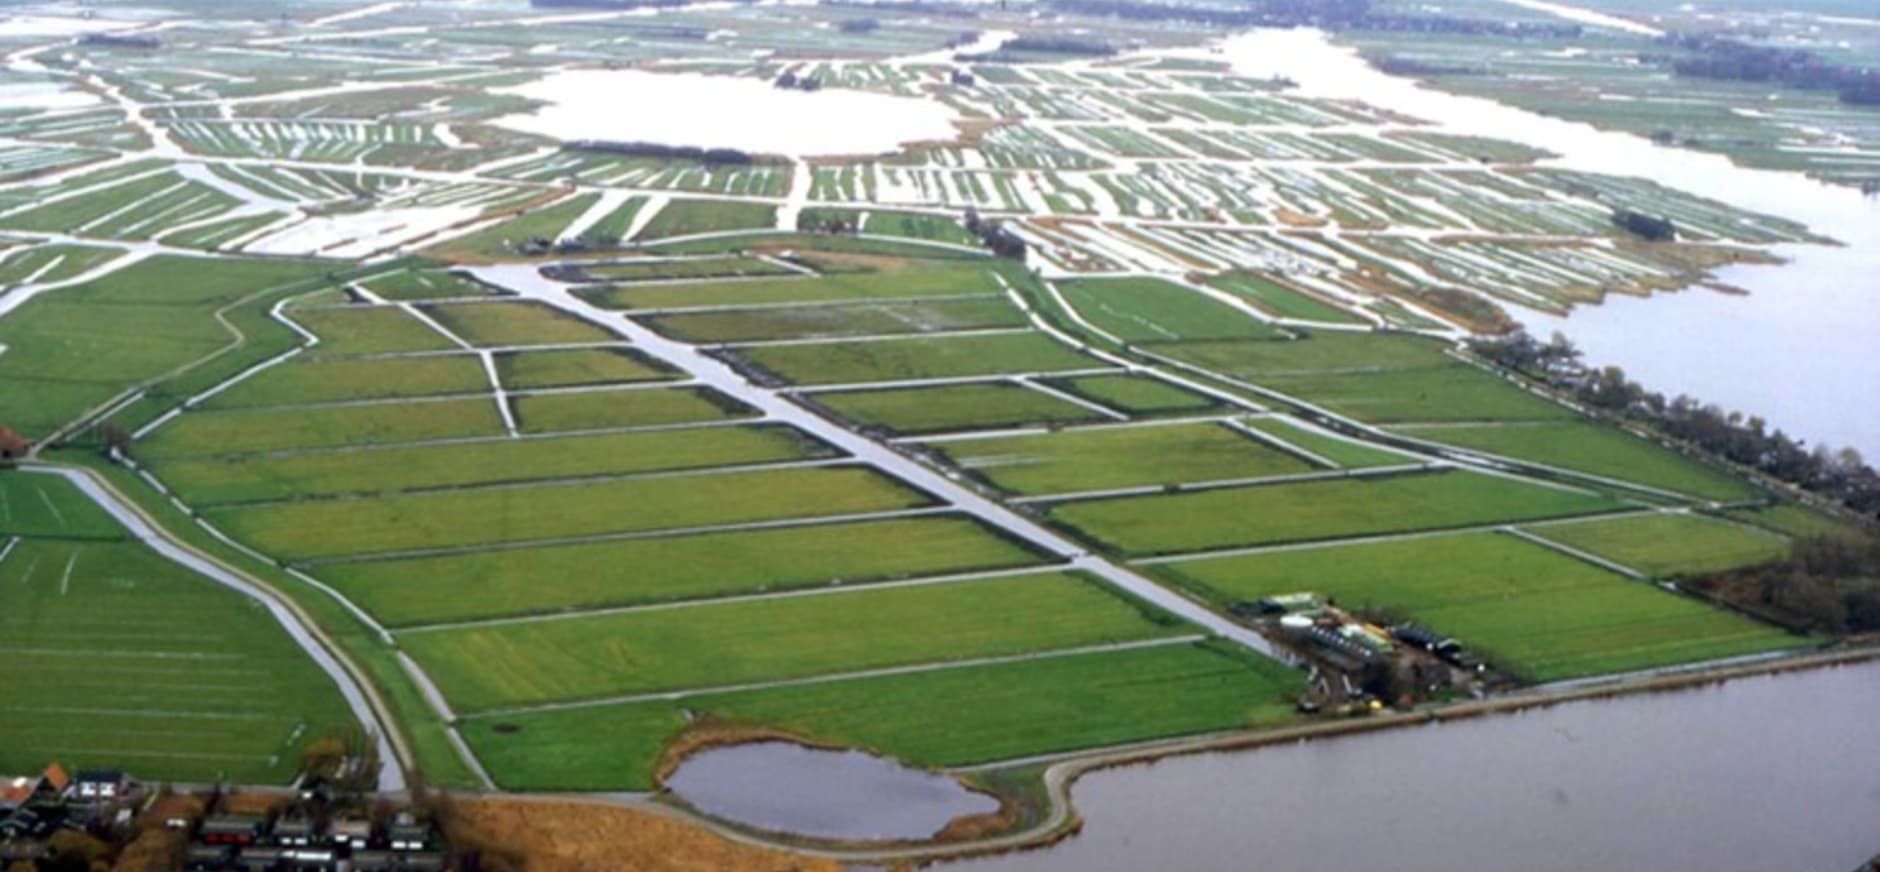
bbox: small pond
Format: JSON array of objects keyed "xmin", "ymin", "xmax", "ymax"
[{"xmin": 664, "ymin": 741, "xmax": 1000, "ymax": 842}]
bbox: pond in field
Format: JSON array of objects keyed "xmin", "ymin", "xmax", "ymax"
[
  {"xmin": 493, "ymin": 69, "xmax": 961, "ymax": 157},
  {"xmin": 665, "ymin": 741, "xmax": 999, "ymax": 841},
  {"xmin": 1219, "ymin": 27, "xmax": 1880, "ymax": 458},
  {"xmin": 950, "ymin": 660, "xmax": 1880, "ymax": 872}
]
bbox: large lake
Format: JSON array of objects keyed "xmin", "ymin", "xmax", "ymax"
[
  {"xmin": 1224, "ymin": 29, "xmax": 1880, "ymax": 458},
  {"xmin": 950, "ymin": 660, "xmax": 1880, "ymax": 872}
]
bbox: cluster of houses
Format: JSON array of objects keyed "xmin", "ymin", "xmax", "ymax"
[
  {"xmin": 1, "ymin": 763, "xmax": 449, "ymax": 872},
  {"xmin": 1231, "ymin": 593, "xmax": 1487, "ymax": 705}
]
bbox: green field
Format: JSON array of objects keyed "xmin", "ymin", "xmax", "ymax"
[
  {"xmin": 461, "ymin": 641, "xmax": 1302, "ymax": 790},
  {"xmin": 1058, "ymin": 277, "xmax": 1287, "ymax": 342},
  {"xmin": 734, "ymin": 331, "xmax": 1100, "ymax": 386},
  {"xmin": 1258, "ymin": 365, "xmax": 1576, "ymax": 424},
  {"xmin": 1527, "ymin": 513, "xmax": 1789, "ymax": 577},
  {"xmin": 0, "ymin": 473, "xmax": 123, "ymax": 539},
  {"xmin": 1205, "ymin": 272, "xmax": 1364, "ymax": 324},
  {"xmin": 291, "ymin": 305, "xmax": 457, "ymax": 356},
  {"xmin": 425, "ymin": 192, "xmax": 598, "ymax": 260},
  {"xmin": 321, "ymin": 515, "xmax": 1048, "ymax": 626},
  {"xmin": 152, "ymin": 425, "xmax": 830, "ymax": 505},
  {"xmin": 1052, "ymin": 470, "xmax": 1623, "ymax": 556},
  {"xmin": 0, "ymin": 255, "xmax": 332, "ymax": 438},
  {"xmin": 140, "ymin": 397, "xmax": 506, "ymax": 458},
  {"xmin": 207, "ymin": 464, "xmax": 931, "ymax": 561},
  {"xmin": 205, "ymin": 354, "xmax": 490, "ymax": 409},
  {"xmin": 862, "ymin": 210, "xmax": 977, "ymax": 245},
  {"xmin": 402, "ymin": 572, "xmax": 1185, "ymax": 712},
  {"xmin": 1238, "ymin": 417, "xmax": 1415, "ymax": 468},
  {"xmin": 632, "ymin": 198, "xmax": 778, "ymax": 241},
  {"xmin": 1166, "ymin": 331, "xmax": 1452, "ymax": 375},
  {"xmin": 1041, "ymin": 373, "xmax": 1225, "ymax": 416},
  {"xmin": 579, "ymin": 262, "xmax": 1002, "ymax": 310},
  {"xmin": 813, "ymin": 382, "xmax": 1103, "ymax": 434},
  {"xmin": 360, "ymin": 269, "xmax": 504, "ymax": 301},
  {"xmin": 579, "ymin": 256, "xmax": 793, "ymax": 283},
  {"xmin": 1396, "ymin": 421, "xmax": 1756, "ymax": 501},
  {"xmin": 494, "ymin": 347, "xmax": 678, "ymax": 390},
  {"xmin": 642, "ymin": 298, "xmax": 1026, "ymax": 344},
  {"xmin": 1156, "ymin": 531, "xmax": 1800, "ymax": 682},
  {"xmin": 422, "ymin": 301, "xmax": 620, "ymax": 347},
  {"xmin": 1723, "ymin": 503, "xmax": 1862, "ymax": 539},
  {"xmin": 934, "ymin": 422, "xmax": 1314, "ymax": 496},
  {"xmin": 509, "ymin": 386, "xmax": 752, "ymax": 433}
]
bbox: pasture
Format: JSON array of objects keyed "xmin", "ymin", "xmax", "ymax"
[
  {"xmin": 1058, "ymin": 277, "xmax": 1287, "ymax": 342},
  {"xmin": 632, "ymin": 199, "xmax": 778, "ymax": 241},
  {"xmin": 140, "ymin": 397, "xmax": 506, "ymax": 458},
  {"xmin": 400, "ymin": 571, "xmax": 1186, "ymax": 712},
  {"xmin": 1527, "ymin": 513, "xmax": 1790, "ymax": 578},
  {"xmin": 812, "ymin": 382, "xmax": 1103, "ymax": 434},
  {"xmin": 509, "ymin": 386, "xmax": 753, "ymax": 433},
  {"xmin": 1041, "ymin": 373, "xmax": 1224, "ymax": 417},
  {"xmin": 578, "ymin": 262, "xmax": 1002, "ymax": 310},
  {"xmin": 494, "ymin": 347, "xmax": 678, "ymax": 390},
  {"xmin": 1394, "ymin": 421, "xmax": 1756, "ymax": 501},
  {"xmin": 1155, "ymin": 531, "xmax": 1799, "ymax": 682},
  {"xmin": 290, "ymin": 305, "xmax": 456, "ymax": 356},
  {"xmin": 461, "ymin": 641, "xmax": 1302, "ymax": 790},
  {"xmin": 933, "ymin": 422, "xmax": 1314, "ymax": 496},
  {"xmin": 203, "ymin": 354, "xmax": 491, "ymax": 408},
  {"xmin": 641, "ymin": 298, "xmax": 1026, "ymax": 344},
  {"xmin": 733, "ymin": 331, "xmax": 1101, "ymax": 386},
  {"xmin": 1050, "ymin": 470, "xmax": 1623, "ymax": 556},
  {"xmin": 422, "ymin": 301, "xmax": 621, "ymax": 347}
]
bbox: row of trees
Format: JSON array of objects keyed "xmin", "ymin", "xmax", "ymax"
[
  {"xmin": 1470, "ymin": 330, "xmax": 1880, "ymax": 518},
  {"xmin": 1687, "ymin": 535, "xmax": 1880, "ymax": 634},
  {"xmin": 1660, "ymin": 34, "xmax": 1880, "ymax": 108}
]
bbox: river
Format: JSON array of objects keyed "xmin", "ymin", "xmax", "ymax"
[
  {"xmin": 951, "ymin": 660, "xmax": 1880, "ymax": 872},
  {"xmin": 1218, "ymin": 29, "xmax": 1880, "ymax": 459}
]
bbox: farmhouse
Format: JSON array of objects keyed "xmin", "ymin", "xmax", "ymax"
[
  {"xmin": 73, "ymin": 769, "xmax": 128, "ymax": 801},
  {"xmin": 0, "ymin": 425, "xmax": 27, "ymax": 459}
]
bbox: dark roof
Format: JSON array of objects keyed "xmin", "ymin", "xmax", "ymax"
[{"xmin": 74, "ymin": 769, "xmax": 126, "ymax": 783}]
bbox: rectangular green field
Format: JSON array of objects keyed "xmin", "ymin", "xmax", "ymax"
[
  {"xmin": 1155, "ymin": 531, "xmax": 1799, "ymax": 683},
  {"xmin": 319, "ymin": 514, "xmax": 1050, "ymax": 626},
  {"xmin": 425, "ymin": 192, "xmax": 599, "ymax": 260},
  {"xmin": 1206, "ymin": 272, "xmax": 1364, "ymax": 324},
  {"xmin": 1259, "ymin": 365, "xmax": 1577, "ymax": 423},
  {"xmin": 641, "ymin": 298, "xmax": 1027, "ymax": 344},
  {"xmin": 1393, "ymin": 421, "xmax": 1756, "ymax": 502},
  {"xmin": 139, "ymin": 397, "xmax": 506, "ymax": 459},
  {"xmin": 421, "ymin": 301, "xmax": 620, "ymax": 347},
  {"xmin": 578, "ymin": 262, "xmax": 1002, "ymax": 311},
  {"xmin": 580, "ymin": 256, "xmax": 792, "ymax": 283},
  {"xmin": 1238, "ymin": 417, "xmax": 1415, "ymax": 469},
  {"xmin": 204, "ymin": 354, "xmax": 491, "ymax": 409},
  {"xmin": 359, "ymin": 269, "xmax": 504, "ymax": 301},
  {"xmin": 510, "ymin": 386, "xmax": 752, "ymax": 433},
  {"xmin": 632, "ymin": 198, "xmax": 778, "ymax": 241},
  {"xmin": 1058, "ymin": 277, "xmax": 1288, "ymax": 342},
  {"xmin": 288, "ymin": 305, "xmax": 457, "ymax": 356},
  {"xmin": 461, "ymin": 641, "xmax": 1302, "ymax": 790},
  {"xmin": 733, "ymin": 331, "xmax": 1101, "ymax": 386},
  {"xmin": 401, "ymin": 571, "xmax": 1187, "ymax": 711},
  {"xmin": 1040, "ymin": 373, "xmax": 1225, "ymax": 417},
  {"xmin": 1526, "ymin": 513, "xmax": 1789, "ymax": 578},
  {"xmin": 934, "ymin": 422, "xmax": 1314, "ymax": 496},
  {"xmin": 813, "ymin": 382, "xmax": 1104, "ymax": 435},
  {"xmin": 0, "ymin": 538, "xmax": 355, "ymax": 783},
  {"xmin": 1164, "ymin": 332, "xmax": 1455, "ymax": 376},
  {"xmin": 1051, "ymin": 470, "xmax": 1624, "ymax": 556},
  {"xmin": 1722, "ymin": 504, "xmax": 1860, "ymax": 539},
  {"xmin": 206, "ymin": 464, "xmax": 932, "ymax": 561},
  {"xmin": 494, "ymin": 347, "xmax": 677, "ymax": 390},
  {"xmin": 152, "ymin": 424, "xmax": 830, "ymax": 505}
]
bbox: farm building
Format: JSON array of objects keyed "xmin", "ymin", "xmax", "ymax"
[{"xmin": 73, "ymin": 769, "xmax": 128, "ymax": 801}]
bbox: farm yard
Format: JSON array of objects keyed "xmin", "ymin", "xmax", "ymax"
[{"xmin": 0, "ymin": 0, "xmax": 1861, "ymax": 851}]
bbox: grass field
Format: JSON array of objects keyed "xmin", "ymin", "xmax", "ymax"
[
  {"xmin": 204, "ymin": 353, "xmax": 491, "ymax": 409},
  {"xmin": 509, "ymin": 386, "xmax": 752, "ymax": 433},
  {"xmin": 0, "ymin": 255, "xmax": 332, "ymax": 438},
  {"xmin": 1155, "ymin": 531, "xmax": 1800, "ymax": 682},
  {"xmin": 1237, "ymin": 417, "xmax": 1415, "ymax": 468},
  {"xmin": 153, "ymin": 425, "xmax": 831, "ymax": 505},
  {"xmin": 1205, "ymin": 272, "xmax": 1364, "ymax": 324},
  {"xmin": 862, "ymin": 211, "xmax": 977, "ymax": 245},
  {"xmin": 207, "ymin": 464, "xmax": 931, "ymax": 561},
  {"xmin": 360, "ymin": 269, "xmax": 504, "ymax": 301},
  {"xmin": 641, "ymin": 298, "xmax": 1027, "ymax": 344},
  {"xmin": 401, "ymin": 572, "xmax": 1186, "ymax": 712},
  {"xmin": 1394, "ymin": 421, "xmax": 1756, "ymax": 501},
  {"xmin": 140, "ymin": 397, "xmax": 506, "ymax": 458},
  {"xmin": 579, "ymin": 262, "xmax": 1001, "ymax": 311},
  {"xmin": 1058, "ymin": 277, "xmax": 1287, "ymax": 342},
  {"xmin": 422, "ymin": 301, "xmax": 621, "ymax": 347},
  {"xmin": 1051, "ymin": 470, "xmax": 1624, "ymax": 556},
  {"xmin": 426, "ymin": 192, "xmax": 598, "ymax": 261},
  {"xmin": 1258, "ymin": 365, "xmax": 1576, "ymax": 423},
  {"xmin": 632, "ymin": 199, "xmax": 778, "ymax": 242},
  {"xmin": 0, "ymin": 535, "xmax": 354, "ymax": 783},
  {"xmin": 0, "ymin": 473, "xmax": 124, "ymax": 540},
  {"xmin": 461, "ymin": 641, "xmax": 1302, "ymax": 790},
  {"xmin": 494, "ymin": 347, "xmax": 678, "ymax": 390},
  {"xmin": 579, "ymin": 256, "xmax": 793, "ymax": 283},
  {"xmin": 1041, "ymin": 373, "xmax": 1224, "ymax": 416},
  {"xmin": 934, "ymin": 422, "xmax": 1315, "ymax": 496},
  {"xmin": 1527, "ymin": 513, "xmax": 1790, "ymax": 577},
  {"xmin": 1723, "ymin": 504, "xmax": 1861, "ymax": 539},
  {"xmin": 291, "ymin": 305, "xmax": 457, "ymax": 356},
  {"xmin": 1166, "ymin": 332, "xmax": 1452, "ymax": 375},
  {"xmin": 320, "ymin": 515, "xmax": 1049, "ymax": 626},
  {"xmin": 734, "ymin": 331, "xmax": 1100, "ymax": 386},
  {"xmin": 813, "ymin": 382, "xmax": 1103, "ymax": 434}
]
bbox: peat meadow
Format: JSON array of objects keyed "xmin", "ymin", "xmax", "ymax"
[{"xmin": 0, "ymin": 0, "xmax": 1876, "ymax": 870}]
